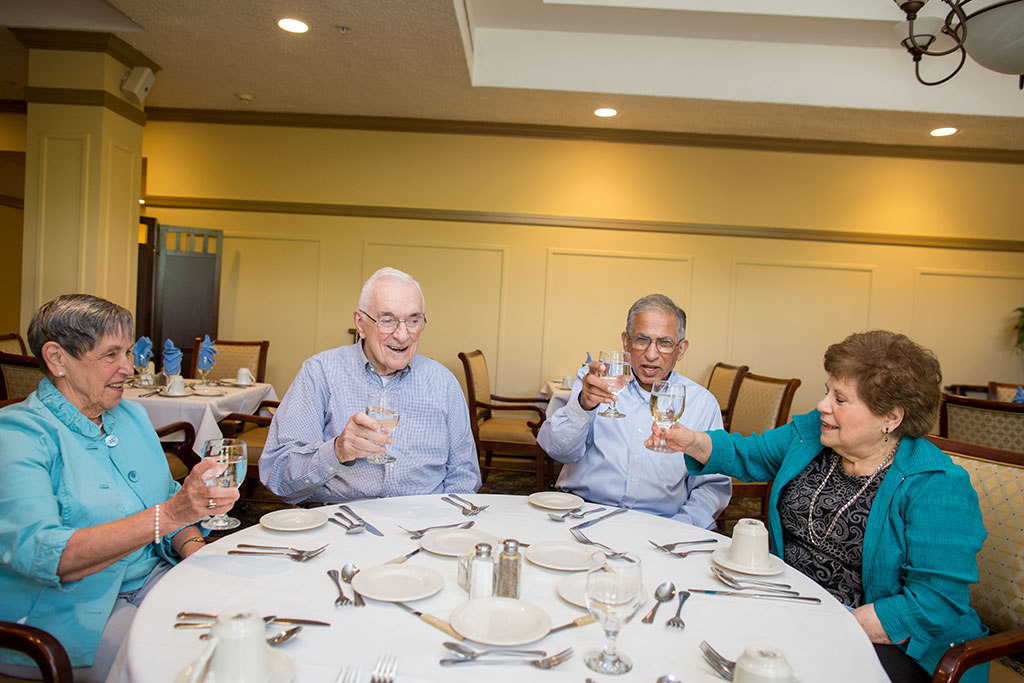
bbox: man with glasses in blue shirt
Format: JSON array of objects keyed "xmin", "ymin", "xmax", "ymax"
[
  {"xmin": 538, "ymin": 294, "xmax": 731, "ymax": 529},
  {"xmin": 261, "ymin": 267, "xmax": 480, "ymax": 503}
]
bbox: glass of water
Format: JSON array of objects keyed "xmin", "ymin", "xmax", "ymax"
[
  {"xmin": 366, "ymin": 389, "xmax": 400, "ymax": 464},
  {"xmin": 597, "ymin": 350, "xmax": 631, "ymax": 418},
  {"xmin": 585, "ymin": 550, "xmax": 643, "ymax": 674},
  {"xmin": 200, "ymin": 438, "xmax": 246, "ymax": 531},
  {"xmin": 648, "ymin": 380, "xmax": 686, "ymax": 452}
]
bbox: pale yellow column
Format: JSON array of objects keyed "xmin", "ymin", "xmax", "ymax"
[{"xmin": 15, "ymin": 30, "xmax": 158, "ymax": 329}]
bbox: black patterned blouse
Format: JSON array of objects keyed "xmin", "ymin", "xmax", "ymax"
[{"xmin": 778, "ymin": 448, "xmax": 890, "ymax": 607}]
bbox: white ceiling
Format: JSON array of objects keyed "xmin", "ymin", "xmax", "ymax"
[{"xmin": 1, "ymin": 0, "xmax": 1022, "ymax": 151}]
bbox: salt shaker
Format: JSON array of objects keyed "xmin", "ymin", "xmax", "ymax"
[
  {"xmin": 496, "ymin": 539, "xmax": 522, "ymax": 598},
  {"xmin": 468, "ymin": 542, "xmax": 494, "ymax": 599}
]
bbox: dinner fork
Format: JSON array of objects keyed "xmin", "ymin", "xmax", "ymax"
[
  {"xmin": 448, "ymin": 493, "xmax": 489, "ymax": 515},
  {"xmin": 548, "ymin": 506, "xmax": 606, "ymax": 522},
  {"xmin": 648, "ymin": 538, "xmax": 717, "ymax": 552},
  {"xmin": 237, "ymin": 543, "xmax": 328, "ymax": 555},
  {"xmin": 227, "ymin": 547, "xmax": 327, "ymax": 562},
  {"xmin": 397, "ymin": 521, "xmax": 474, "ymax": 538},
  {"xmin": 569, "ymin": 527, "xmax": 626, "ymax": 557},
  {"xmin": 335, "ymin": 665, "xmax": 361, "ymax": 683},
  {"xmin": 440, "ymin": 647, "xmax": 574, "ymax": 668},
  {"xmin": 665, "ymin": 591, "xmax": 691, "ymax": 629},
  {"xmin": 699, "ymin": 640, "xmax": 736, "ymax": 680},
  {"xmin": 441, "ymin": 497, "xmax": 474, "ymax": 516},
  {"xmin": 327, "ymin": 569, "xmax": 353, "ymax": 607},
  {"xmin": 370, "ymin": 654, "xmax": 398, "ymax": 683}
]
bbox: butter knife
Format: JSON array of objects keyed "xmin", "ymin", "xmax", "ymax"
[
  {"xmin": 571, "ymin": 507, "xmax": 627, "ymax": 530},
  {"xmin": 688, "ymin": 589, "xmax": 821, "ymax": 604},
  {"xmin": 549, "ymin": 613, "xmax": 596, "ymax": 634},
  {"xmin": 393, "ymin": 601, "xmax": 463, "ymax": 640},
  {"xmin": 338, "ymin": 504, "xmax": 383, "ymax": 537},
  {"xmin": 385, "ymin": 548, "xmax": 422, "ymax": 564}
]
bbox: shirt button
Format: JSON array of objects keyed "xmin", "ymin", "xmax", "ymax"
[
  {"xmin": 127, "ymin": 470, "xmax": 139, "ymax": 482},
  {"xmin": 105, "ymin": 434, "xmax": 119, "ymax": 447}
]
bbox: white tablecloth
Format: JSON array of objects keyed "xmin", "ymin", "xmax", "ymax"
[
  {"xmin": 113, "ymin": 494, "xmax": 887, "ymax": 683},
  {"xmin": 539, "ymin": 379, "xmax": 572, "ymax": 419},
  {"xmin": 124, "ymin": 382, "xmax": 278, "ymax": 454}
]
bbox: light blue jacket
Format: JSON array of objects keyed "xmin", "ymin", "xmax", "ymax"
[
  {"xmin": 0, "ymin": 379, "xmax": 185, "ymax": 667},
  {"xmin": 690, "ymin": 410, "xmax": 988, "ymax": 683}
]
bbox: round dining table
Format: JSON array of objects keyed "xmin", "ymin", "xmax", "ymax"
[{"xmin": 111, "ymin": 494, "xmax": 888, "ymax": 682}]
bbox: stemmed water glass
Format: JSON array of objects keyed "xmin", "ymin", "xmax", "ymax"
[
  {"xmin": 597, "ymin": 350, "xmax": 632, "ymax": 418},
  {"xmin": 647, "ymin": 380, "xmax": 686, "ymax": 452},
  {"xmin": 366, "ymin": 388, "xmax": 400, "ymax": 464},
  {"xmin": 585, "ymin": 550, "xmax": 643, "ymax": 675},
  {"xmin": 200, "ymin": 438, "xmax": 246, "ymax": 531}
]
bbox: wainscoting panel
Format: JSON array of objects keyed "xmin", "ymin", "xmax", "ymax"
[{"xmin": 36, "ymin": 135, "xmax": 86, "ymax": 305}]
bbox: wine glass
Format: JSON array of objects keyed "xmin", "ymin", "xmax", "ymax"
[
  {"xmin": 585, "ymin": 550, "xmax": 643, "ymax": 675},
  {"xmin": 597, "ymin": 350, "xmax": 631, "ymax": 418},
  {"xmin": 198, "ymin": 367, "xmax": 212, "ymax": 386},
  {"xmin": 647, "ymin": 380, "xmax": 686, "ymax": 452},
  {"xmin": 366, "ymin": 389, "xmax": 400, "ymax": 464},
  {"xmin": 200, "ymin": 438, "xmax": 246, "ymax": 531}
]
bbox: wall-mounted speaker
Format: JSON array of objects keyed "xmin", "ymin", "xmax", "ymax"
[{"xmin": 121, "ymin": 66, "xmax": 155, "ymax": 105}]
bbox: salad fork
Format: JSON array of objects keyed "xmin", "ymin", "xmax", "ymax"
[
  {"xmin": 227, "ymin": 547, "xmax": 327, "ymax": 562},
  {"xmin": 548, "ymin": 506, "xmax": 606, "ymax": 522},
  {"xmin": 237, "ymin": 543, "xmax": 328, "ymax": 555},
  {"xmin": 448, "ymin": 493, "xmax": 489, "ymax": 515},
  {"xmin": 648, "ymin": 538, "xmax": 716, "ymax": 552},
  {"xmin": 665, "ymin": 591, "xmax": 691, "ymax": 629},
  {"xmin": 335, "ymin": 665, "xmax": 361, "ymax": 683},
  {"xmin": 667, "ymin": 548, "xmax": 716, "ymax": 559},
  {"xmin": 699, "ymin": 640, "xmax": 736, "ymax": 680},
  {"xmin": 569, "ymin": 527, "xmax": 626, "ymax": 557},
  {"xmin": 370, "ymin": 654, "xmax": 398, "ymax": 683},
  {"xmin": 397, "ymin": 521, "xmax": 474, "ymax": 538},
  {"xmin": 440, "ymin": 647, "xmax": 574, "ymax": 668},
  {"xmin": 327, "ymin": 569, "xmax": 352, "ymax": 607},
  {"xmin": 441, "ymin": 497, "xmax": 474, "ymax": 515}
]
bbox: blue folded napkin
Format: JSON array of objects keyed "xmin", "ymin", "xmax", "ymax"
[
  {"xmin": 197, "ymin": 335, "xmax": 218, "ymax": 371},
  {"xmin": 133, "ymin": 336, "xmax": 153, "ymax": 367},
  {"xmin": 1014, "ymin": 386, "xmax": 1024, "ymax": 404},
  {"xmin": 162, "ymin": 339, "xmax": 182, "ymax": 376}
]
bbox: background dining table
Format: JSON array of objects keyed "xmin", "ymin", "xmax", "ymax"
[
  {"xmin": 124, "ymin": 381, "xmax": 278, "ymax": 454},
  {"xmin": 110, "ymin": 494, "xmax": 888, "ymax": 683}
]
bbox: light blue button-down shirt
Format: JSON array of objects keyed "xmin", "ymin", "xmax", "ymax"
[
  {"xmin": 538, "ymin": 369, "xmax": 731, "ymax": 529},
  {"xmin": 260, "ymin": 343, "xmax": 480, "ymax": 503}
]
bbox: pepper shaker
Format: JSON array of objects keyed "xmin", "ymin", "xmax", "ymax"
[{"xmin": 496, "ymin": 539, "xmax": 522, "ymax": 598}]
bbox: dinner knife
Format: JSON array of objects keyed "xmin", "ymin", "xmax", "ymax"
[
  {"xmin": 176, "ymin": 612, "xmax": 331, "ymax": 627},
  {"xmin": 548, "ymin": 613, "xmax": 596, "ymax": 634},
  {"xmin": 385, "ymin": 548, "xmax": 422, "ymax": 564},
  {"xmin": 571, "ymin": 507, "xmax": 627, "ymax": 530},
  {"xmin": 392, "ymin": 601, "xmax": 463, "ymax": 640},
  {"xmin": 687, "ymin": 589, "xmax": 821, "ymax": 604},
  {"xmin": 338, "ymin": 504, "xmax": 383, "ymax": 537}
]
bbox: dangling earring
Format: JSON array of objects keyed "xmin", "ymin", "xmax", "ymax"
[{"xmin": 884, "ymin": 426, "xmax": 889, "ymax": 443}]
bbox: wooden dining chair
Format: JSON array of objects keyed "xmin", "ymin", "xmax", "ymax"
[
  {"xmin": 718, "ymin": 372, "xmax": 801, "ymax": 535},
  {"xmin": 0, "ymin": 352, "xmax": 45, "ymax": 401},
  {"xmin": 926, "ymin": 436, "xmax": 1024, "ymax": 683},
  {"xmin": 706, "ymin": 362, "xmax": 749, "ymax": 430},
  {"xmin": 458, "ymin": 350, "xmax": 552, "ymax": 491},
  {"xmin": 155, "ymin": 421, "xmax": 199, "ymax": 481},
  {"xmin": 940, "ymin": 394, "xmax": 1024, "ymax": 454},
  {"xmin": 0, "ymin": 621, "xmax": 73, "ymax": 683},
  {"xmin": 188, "ymin": 338, "xmax": 269, "ymax": 383},
  {"xmin": 0, "ymin": 333, "xmax": 28, "ymax": 355},
  {"xmin": 987, "ymin": 382, "xmax": 1023, "ymax": 403}
]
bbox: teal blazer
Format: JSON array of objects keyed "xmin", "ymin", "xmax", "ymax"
[{"xmin": 690, "ymin": 410, "xmax": 988, "ymax": 683}]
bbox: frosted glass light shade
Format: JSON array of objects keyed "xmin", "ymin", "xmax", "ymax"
[{"xmin": 964, "ymin": 1, "xmax": 1024, "ymax": 73}]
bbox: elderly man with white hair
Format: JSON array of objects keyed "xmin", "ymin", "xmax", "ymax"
[{"xmin": 261, "ymin": 267, "xmax": 481, "ymax": 503}]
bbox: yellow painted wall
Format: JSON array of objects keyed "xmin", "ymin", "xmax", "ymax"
[{"xmin": 141, "ymin": 121, "xmax": 1024, "ymax": 413}]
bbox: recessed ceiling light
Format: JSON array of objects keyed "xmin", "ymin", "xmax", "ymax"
[
  {"xmin": 930, "ymin": 127, "xmax": 958, "ymax": 137},
  {"xmin": 278, "ymin": 18, "xmax": 309, "ymax": 33},
  {"xmin": 594, "ymin": 108, "xmax": 618, "ymax": 118}
]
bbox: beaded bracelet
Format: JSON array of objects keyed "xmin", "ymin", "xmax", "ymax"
[{"xmin": 154, "ymin": 504, "xmax": 161, "ymax": 545}]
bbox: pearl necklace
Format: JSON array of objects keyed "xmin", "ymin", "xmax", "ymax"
[{"xmin": 806, "ymin": 442, "xmax": 898, "ymax": 546}]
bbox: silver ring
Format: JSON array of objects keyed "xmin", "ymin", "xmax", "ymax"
[{"xmin": 206, "ymin": 499, "xmax": 216, "ymax": 509}]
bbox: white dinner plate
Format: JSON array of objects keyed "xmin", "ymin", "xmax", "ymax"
[
  {"xmin": 192, "ymin": 387, "xmax": 226, "ymax": 397},
  {"xmin": 555, "ymin": 572, "xmax": 588, "ymax": 609},
  {"xmin": 350, "ymin": 564, "xmax": 444, "ymax": 602},
  {"xmin": 219, "ymin": 379, "xmax": 255, "ymax": 388},
  {"xmin": 419, "ymin": 529, "xmax": 502, "ymax": 557},
  {"xmin": 527, "ymin": 491, "xmax": 584, "ymax": 511},
  {"xmin": 712, "ymin": 547, "xmax": 786, "ymax": 576},
  {"xmin": 175, "ymin": 648, "xmax": 294, "ymax": 683},
  {"xmin": 524, "ymin": 540, "xmax": 593, "ymax": 571},
  {"xmin": 158, "ymin": 388, "xmax": 193, "ymax": 398},
  {"xmin": 450, "ymin": 598, "xmax": 552, "ymax": 646},
  {"xmin": 259, "ymin": 509, "xmax": 328, "ymax": 532}
]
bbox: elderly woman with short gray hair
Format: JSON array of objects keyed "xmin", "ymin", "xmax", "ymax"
[{"xmin": 0, "ymin": 294, "xmax": 239, "ymax": 682}]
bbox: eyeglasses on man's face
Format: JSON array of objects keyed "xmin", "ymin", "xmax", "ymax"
[
  {"xmin": 360, "ymin": 310, "xmax": 427, "ymax": 334},
  {"xmin": 628, "ymin": 334, "xmax": 680, "ymax": 354}
]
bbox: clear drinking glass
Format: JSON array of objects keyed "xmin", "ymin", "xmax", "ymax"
[
  {"xmin": 597, "ymin": 350, "xmax": 631, "ymax": 418},
  {"xmin": 198, "ymin": 368, "xmax": 212, "ymax": 386},
  {"xmin": 585, "ymin": 550, "xmax": 643, "ymax": 675},
  {"xmin": 648, "ymin": 380, "xmax": 686, "ymax": 452},
  {"xmin": 200, "ymin": 438, "xmax": 246, "ymax": 531},
  {"xmin": 366, "ymin": 389, "xmax": 400, "ymax": 464}
]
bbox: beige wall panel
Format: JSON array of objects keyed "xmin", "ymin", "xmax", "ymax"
[
  {"xmin": 912, "ymin": 269, "xmax": 1024, "ymax": 386},
  {"xmin": 730, "ymin": 260, "xmax": 874, "ymax": 416},
  {"xmin": 101, "ymin": 141, "xmax": 137, "ymax": 307},
  {"xmin": 362, "ymin": 242, "xmax": 506, "ymax": 387},
  {"xmin": 542, "ymin": 249, "xmax": 692, "ymax": 385},
  {"xmin": 220, "ymin": 235, "xmax": 321, "ymax": 394},
  {"xmin": 36, "ymin": 135, "xmax": 86, "ymax": 303}
]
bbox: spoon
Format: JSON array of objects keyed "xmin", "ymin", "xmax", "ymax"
[
  {"xmin": 656, "ymin": 676, "xmax": 681, "ymax": 683},
  {"xmin": 641, "ymin": 581, "xmax": 676, "ymax": 624},
  {"xmin": 443, "ymin": 642, "xmax": 547, "ymax": 660},
  {"xmin": 341, "ymin": 562, "xmax": 366, "ymax": 607},
  {"xmin": 266, "ymin": 626, "xmax": 302, "ymax": 646}
]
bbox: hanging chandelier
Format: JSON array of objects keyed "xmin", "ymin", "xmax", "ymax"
[{"xmin": 892, "ymin": 0, "xmax": 1024, "ymax": 88}]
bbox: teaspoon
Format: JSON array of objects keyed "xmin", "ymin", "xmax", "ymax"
[
  {"xmin": 341, "ymin": 562, "xmax": 366, "ymax": 607},
  {"xmin": 641, "ymin": 581, "xmax": 676, "ymax": 624}
]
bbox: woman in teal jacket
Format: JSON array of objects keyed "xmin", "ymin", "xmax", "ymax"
[
  {"xmin": 650, "ymin": 331, "xmax": 987, "ymax": 683},
  {"xmin": 0, "ymin": 294, "xmax": 240, "ymax": 682}
]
